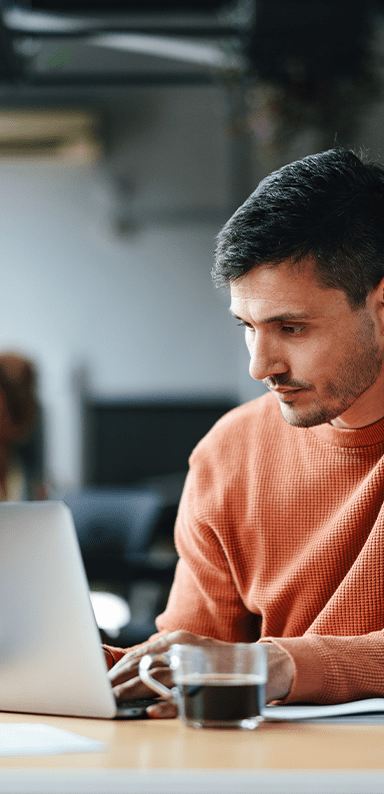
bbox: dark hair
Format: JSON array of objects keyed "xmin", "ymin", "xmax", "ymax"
[{"xmin": 213, "ymin": 148, "xmax": 384, "ymax": 308}]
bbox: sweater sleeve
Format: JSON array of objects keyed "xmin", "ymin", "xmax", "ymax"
[
  {"xmin": 155, "ymin": 460, "xmax": 261, "ymax": 643},
  {"xmin": 264, "ymin": 632, "xmax": 384, "ymax": 704}
]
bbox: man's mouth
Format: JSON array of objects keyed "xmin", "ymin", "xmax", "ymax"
[
  {"xmin": 269, "ymin": 386, "xmax": 301, "ymax": 394},
  {"xmin": 270, "ymin": 387, "xmax": 303, "ymax": 401}
]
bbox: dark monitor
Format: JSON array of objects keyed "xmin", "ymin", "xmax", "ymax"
[{"xmin": 82, "ymin": 398, "xmax": 237, "ymax": 486}]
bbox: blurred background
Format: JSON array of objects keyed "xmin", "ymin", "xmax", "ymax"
[{"xmin": 0, "ymin": 0, "xmax": 383, "ymax": 645}]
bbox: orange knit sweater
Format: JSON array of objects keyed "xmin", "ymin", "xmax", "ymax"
[{"xmin": 105, "ymin": 393, "xmax": 384, "ymax": 705}]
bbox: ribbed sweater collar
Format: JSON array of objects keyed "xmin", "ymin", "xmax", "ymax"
[{"xmin": 309, "ymin": 416, "xmax": 384, "ymax": 448}]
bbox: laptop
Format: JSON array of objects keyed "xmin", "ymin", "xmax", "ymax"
[{"xmin": 0, "ymin": 500, "xmax": 153, "ymax": 719}]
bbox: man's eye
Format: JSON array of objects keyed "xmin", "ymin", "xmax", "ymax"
[
  {"xmin": 237, "ymin": 321, "xmax": 253, "ymax": 329},
  {"xmin": 282, "ymin": 325, "xmax": 304, "ymax": 334}
]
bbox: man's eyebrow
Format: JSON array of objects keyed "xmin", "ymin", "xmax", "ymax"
[{"xmin": 229, "ymin": 308, "xmax": 312, "ymax": 324}]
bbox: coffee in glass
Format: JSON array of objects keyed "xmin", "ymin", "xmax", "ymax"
[{"xmin": 139, "ymin": 643, "xmax": 267, "ymax": 729}]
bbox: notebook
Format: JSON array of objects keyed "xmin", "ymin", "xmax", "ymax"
[
  {"xmin": 262, "ymin": 698, "xmax": 384, "ymax": 723},
  {"xmin": 0, "ymin": 500, "xmax": 140, "ymax": 719}
]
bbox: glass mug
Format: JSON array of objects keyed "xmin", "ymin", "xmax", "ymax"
[{"xmin": 139, "ymin": 643, "xmax": 267, "ymax": 729}]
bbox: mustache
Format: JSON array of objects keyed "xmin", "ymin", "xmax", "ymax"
[{"xmin": 263, "ymin": 375, "xmax": 313, "ymax": 390}]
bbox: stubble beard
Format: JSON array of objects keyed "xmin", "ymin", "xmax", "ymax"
[{"xmin": 276, "ymin": 318, "xmax": 383, "ymax": 428}]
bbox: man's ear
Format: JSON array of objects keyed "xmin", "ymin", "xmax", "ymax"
[{"xmin": 367, "ymin": 276, "xmax": 384, "ymax": 335}]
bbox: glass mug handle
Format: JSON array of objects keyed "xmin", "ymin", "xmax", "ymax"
[{"xmin": 139, "ymin": 653, "xmax": 175, "ymax": 700}]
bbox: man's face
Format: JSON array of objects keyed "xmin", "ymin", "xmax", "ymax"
[{"xmin": 229, "ymin": 257, "xmax": 384, "ymax": 428}]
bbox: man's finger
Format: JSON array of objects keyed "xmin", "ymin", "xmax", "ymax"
[
  {"xmin": 107, "ymin": 633, "xmax": 178, "ymax": 680},
  {"xmin": 146, "ymin": 701, "xmax": 178, "ymax": 719},
  {"xmin": 113, "ymin": 667, "xmax": 174, "ymax": 703},
  {"xmin": 109, "ymin": 657, "xmax": 168, "ymax": 687}
]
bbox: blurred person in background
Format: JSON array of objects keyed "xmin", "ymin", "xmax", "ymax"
[{"xmin": 0, "ymin": 353, "xmax": 44, "ymax": 501}]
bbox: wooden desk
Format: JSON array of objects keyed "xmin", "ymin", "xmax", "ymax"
[{"xmin": 0, "ymin": 711, "xmax": 384, "ymax": 794}]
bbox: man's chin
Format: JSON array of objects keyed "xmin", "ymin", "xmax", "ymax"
[{"xmin": 279, "ymin": 402, "xmax": 334, "ymax": 428}]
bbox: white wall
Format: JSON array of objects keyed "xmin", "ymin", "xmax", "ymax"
[{"xmin": 0, "ymin": 84, "xmax": 266, "ymax": 492}]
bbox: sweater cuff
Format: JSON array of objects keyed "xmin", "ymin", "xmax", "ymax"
[
  {"xmin": 260, "ymin": 636, "xmax": 326, "ymax": 704},
  {"xmin": 102, "ymin": 644, "xmax": 127, "ymax": 669}
]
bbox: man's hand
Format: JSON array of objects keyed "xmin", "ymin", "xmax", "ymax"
[
  {"xmin": 108, "ymin": 630, "xmax": 228, "ymax": 718},
  {"xmin": 108, "ymin": 631, "xmax": 294, "ymax": 719}
]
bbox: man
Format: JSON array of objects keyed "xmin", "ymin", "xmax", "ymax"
[{"xmin": 105, "ymin": 147, "xmax": 384, "ymax": 718}]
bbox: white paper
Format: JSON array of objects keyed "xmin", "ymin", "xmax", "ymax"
[
  {"xmin": 0, "ymin": 723, "xmax": 107, "ymax": 756},
  {"xmin": 262, "ymin": 697, "xmax": 384, "ymax": 722}
]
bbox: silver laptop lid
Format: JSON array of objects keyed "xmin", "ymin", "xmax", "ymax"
[{"xmin": 0, "ymin": 500, "xmax": 117, "ymax": 718}]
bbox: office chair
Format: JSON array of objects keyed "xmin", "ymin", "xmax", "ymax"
[{"xmin": 62, "ymin": 487, "xmax": 176, "ymax": 644}]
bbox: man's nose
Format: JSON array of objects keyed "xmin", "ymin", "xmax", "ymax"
[{"xmin": 248, "ymin": 333, "xmax": 288, "ymax": 381}]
